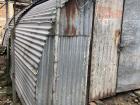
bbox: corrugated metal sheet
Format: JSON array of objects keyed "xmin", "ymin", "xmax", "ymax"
[
  {"xmin": 54, "ymin": 37, "xmax": 90, "ymax": 105},
  {"xmin": 35, "ymin": 1, "xmax": 94, "ymax": 105},
  {"xmin": 36, "ymin": 37, "xmax": 54, "ymax": 105},
  {"xmin": 13, "ymin": 0, "xmax": 68, "ymax": 105},
  {"xmin": 53, "ymin": 1, "xmax": 94, "ymax": 105},
  {"xmin": 117, "ymin": 0, "xmax": 140, "ymax": 92},
  {"xmin": 30, "ymin": 1, "xmax": 93, "ymax": 105},
  {"xmin": 1, "ymin": 0, "xmax": 140, "ymax": 105},
  {"xmin": 89, "ymin": 0, "xmax": 124, "ymax": 101},
  {"xmin": 15, "ymin": 0, "xmax": 56, "ymax": 105}
]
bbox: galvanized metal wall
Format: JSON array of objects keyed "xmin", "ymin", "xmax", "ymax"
[
  {"xmin": 13, "ymin": 0, "xmax": 94, "ymax": 105},
  {"xmin": 53, "ymin": 1, "xmax": 94, "ymax": 105},
  {"xmin": 89, "ymin": 0, "xmax": 124, "ymax": 101},
  {"xmin": 14, "ymin": 0, "xmax": 58, "ymax": 104},
  {"xmin": 37, "ymin": 37, "xmax": 54, "ymax": 105},
  {"xmin": 36, "ymin": 0, "xmax": 94, "ymax": 105},
  {"xmin": 3, "ymin": 0, "xmax": 140, "ymax": 105},
  {"xmin": 117, "ymin": 0, "xmax": 140, "ymax": 92}
]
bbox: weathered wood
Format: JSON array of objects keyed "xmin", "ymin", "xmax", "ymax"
[
  {"xmin": 90, "ymin": 0, "xmax": 124, "ymax": 101},
  {"xmin": 117, "ymin": 0, "xmax": 140, "ymax": 92}
]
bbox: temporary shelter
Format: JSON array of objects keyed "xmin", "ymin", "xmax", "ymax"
[{"xmin": 2, "ymin": 0, "xmax": 140, "ymax": 105}]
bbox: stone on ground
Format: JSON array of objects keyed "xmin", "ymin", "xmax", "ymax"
[{"xmin": 134, "ymin": 90, "xmax": 140, "ymax": 97}]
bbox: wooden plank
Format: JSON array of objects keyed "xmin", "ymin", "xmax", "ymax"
[
  {"xmin": 117, "ymin": 0, "xmax": 140, "ymax": 92},
  {"xmin": 90, "ymin": 0, "xmax": 124, "ymax": 101}
]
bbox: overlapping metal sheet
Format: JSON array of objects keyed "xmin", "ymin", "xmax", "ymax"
[
  {"xmin": 13, "ymin": 0, "xmax": 68, "ymax": 105},
  {"xmin": 53, "ymin": 1, "xmax": 94, "ymax": 105},
  {"xmin": 36, "ymin": 1, "xmax": 94, "ymax": 105},
  {"xmin": 2, "ymin": 0, "xmax": 140, "ymax": 105},
  {"xmin": 2, "ymin": 0, "xmax": 95, "ymax": 105},
  {"xmin": 36, "ymin": 37, "xmax": 54, "ymax": 105}
]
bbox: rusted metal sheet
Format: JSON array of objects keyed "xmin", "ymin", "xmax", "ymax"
[
  {"xmin": 60, "ymin": 0, "xmax": 93, "ymax": 36},
  {"xmin": 53, "ymin": 0, "xmax": 94, "ymax": 105},
  {"xmin": 12, "ymin": 0, "xmax": 79, "ymax": 105},
  {"xmin": 117, "ymin": 0, "xmax": 140, "ymax": 92},
  {"xmin": 2, "ymin": 1, "xmax": 94, "ymax": 105},
  {"xmin": 90, "ymin": 0, "xmax": 124, "ymax": 101},
  {"xmin": 1, "ymin": 1, "xmax": 139, "ymax": 105},
  {"xmin": 63, "ymin": 0, "xmax": 78, "ymax": 36}
]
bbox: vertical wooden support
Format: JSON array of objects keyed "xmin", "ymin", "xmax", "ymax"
[
  {"xmin": 5, "ymin": 0, "xmax": 8, "ymax": 24},
  {"xmin": 90, "ymin": 0, "xmax": 124, "ymax": 101},
  {"xmin": 12, "ymin": 0, "xmax": 17, "ymax": 104}
]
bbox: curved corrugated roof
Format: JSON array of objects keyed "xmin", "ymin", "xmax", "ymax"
[{"xmin": 2, "ymin": 0, "xmax": 69, "ymax": 105}]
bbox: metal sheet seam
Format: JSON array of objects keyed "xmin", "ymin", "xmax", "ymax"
[{"xmin": 13, "ymin": 0, "xmax": 70, "ymax": 105}]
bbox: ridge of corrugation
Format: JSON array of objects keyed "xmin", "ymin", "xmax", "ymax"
[
  {"xmin": 15, "ymin": 56, "xmax": 37, "ymax": 81},
  {"xmin": 15, "ymin": 30, "xmax": 47, "ymax": 41},
  {"xmin": 15, "ymin": 60, "xmax": 36, "ymax": 87}
]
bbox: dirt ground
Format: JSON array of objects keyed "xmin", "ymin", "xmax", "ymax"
[
  {"xmin": 0, "ymin": 55, "xmax": 140, "ymax": 105},
  {"xmin": 101, "ymin": 91, "xmax": 140, "ymax": 105},
  {"xmin": 0, "ymin": 55, "xmax": 12, "ymax": 105},
  {"xmin": 89, "ymin": 91, "xmax": 140, "ymax": 105}
]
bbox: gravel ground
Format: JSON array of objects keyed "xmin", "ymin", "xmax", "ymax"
[
  {"xmin": 90, "ymin": 91, "xmax": 140, "ymax": 105},
  {"xmin": 103, "ymin": 92, "xmax": 140, "ymax": 105},
  {"xmin": 0, "ymin": 95, "xmax": 12, "ymax": 105}
]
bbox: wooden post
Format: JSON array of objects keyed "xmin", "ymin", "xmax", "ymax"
[
  {"xmin": 5, "ymin": 0, "xmax": 8, "ymax": 24},
  {"xmin": 12, "ymin": 0, "xmax": 17, "ymax": 104}
]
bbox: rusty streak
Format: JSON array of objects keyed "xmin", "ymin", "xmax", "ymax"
[{"xmin": 65, "ymin": 0, "xmax": 77, "ymax": 36}]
